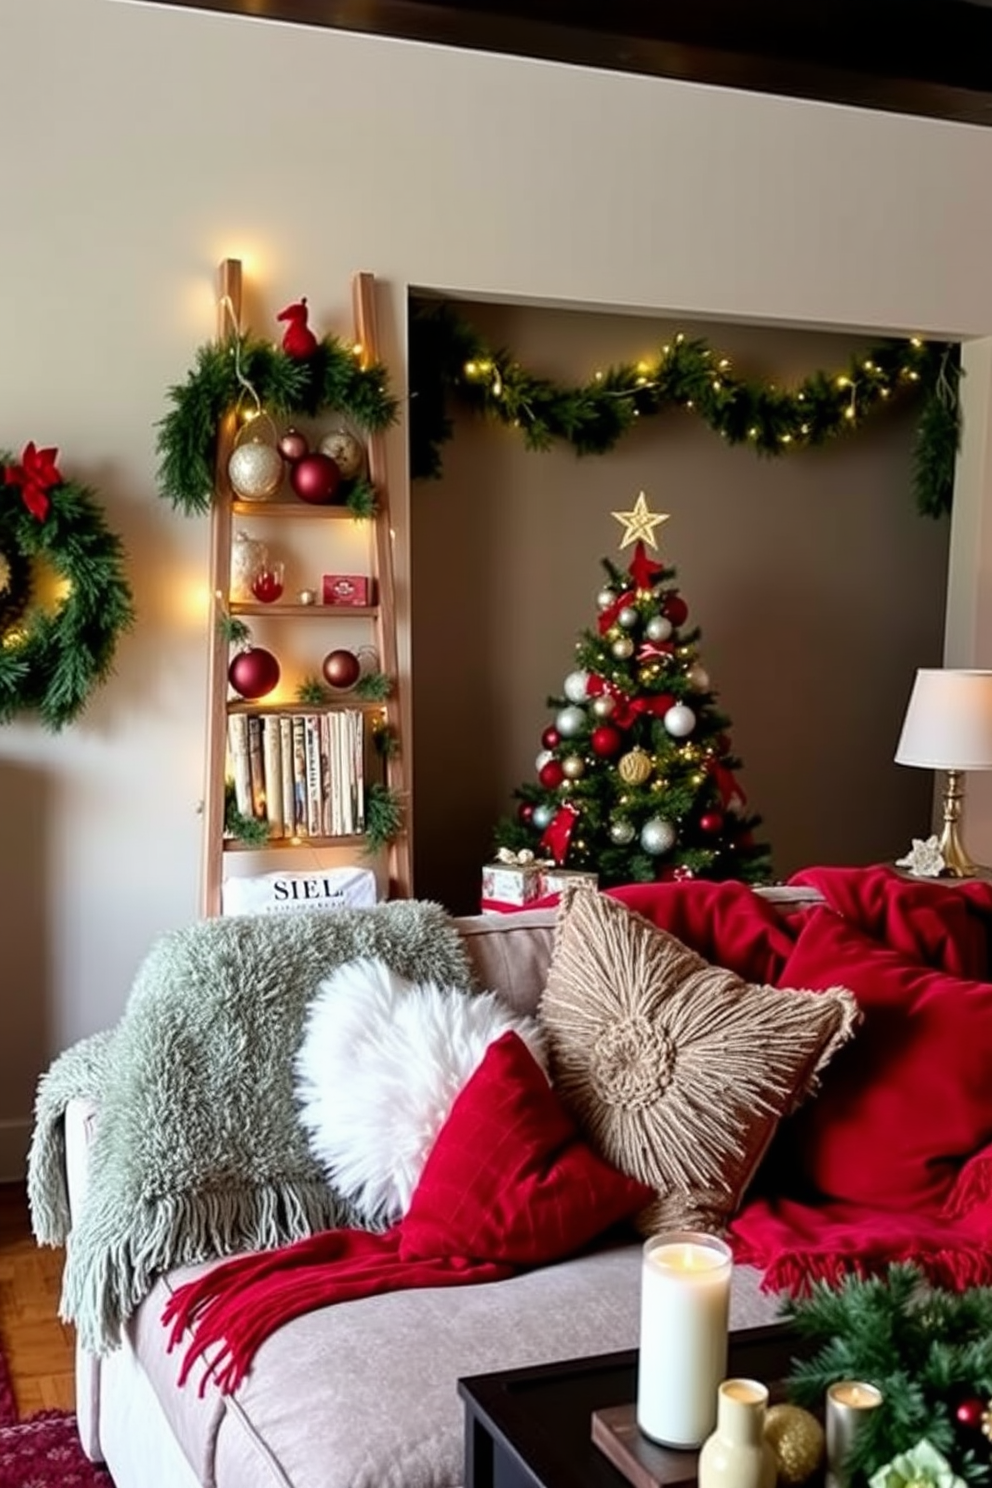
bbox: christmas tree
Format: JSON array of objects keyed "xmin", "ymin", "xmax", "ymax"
[{"xmin": 494, "ymin": 493, "xmax": 772, "ymax": 888}]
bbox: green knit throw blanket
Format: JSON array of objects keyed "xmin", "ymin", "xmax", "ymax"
[{"xmin": 27, "ymin": 902, "xmax": 475, "ymax": 1355}]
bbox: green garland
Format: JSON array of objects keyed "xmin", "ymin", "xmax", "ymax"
[
  {"xmin": 156, "ymin": 335, "xmax": 399, "ymax": 517},
  {"xmin": 784, "ymin": 1265, "xmax": 992, "ymax": 1485},
  {"xmin": 409, "ymin": 303, "xmax": 961, "ymax": 517},
  {"xmin": 0, "ymin": 454, "xmax": 135, "ymax": 730}
]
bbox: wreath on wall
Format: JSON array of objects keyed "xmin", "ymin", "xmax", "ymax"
[
  {"xmin": 0, "ymin": 444, "xmax": 135, "ymax": 730},
  {"xmin": 408, "ymin": 303, "xmax": 962, "ymax": 518}
]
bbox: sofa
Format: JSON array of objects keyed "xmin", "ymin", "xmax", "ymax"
[{"xmin": 32, "ymin": 867, "xmax": 992, "ymax": 1488}]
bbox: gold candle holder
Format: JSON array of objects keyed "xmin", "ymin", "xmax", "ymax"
[{"xmin": 826, "ymin": 1381, "xmax": 883, "ymax": 1488}]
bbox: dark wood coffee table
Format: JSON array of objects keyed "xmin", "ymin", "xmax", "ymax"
[{"xmin": 458, "ymin": 1323, "xmax": 804, "ymax": 1488}]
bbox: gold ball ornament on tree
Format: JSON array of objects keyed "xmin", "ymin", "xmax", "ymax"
[
  {"xmin": 319, "ymin": 430, "xmax": 365, "ymax": 481},
  {"xmin": 763, "ymin": 1405, "xmax": 825, "ymax": 1487},
  {"xmin": 612, "ymin": 636, "xmax": 635, "ymax": 660},
  {"xmin": 561, "ymin": 755, "xmax": 585, "ymax": 780},
  {"xmin": 618, "ymin": 748, "xmax": 653, "ymax": 786},
  {"xmin": 228, "ymin": 417, "xmax": 284, "ymax": 502}
]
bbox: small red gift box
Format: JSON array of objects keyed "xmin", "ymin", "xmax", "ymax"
[{"xmin": 323, "ymin": 574, "xmax": 373, "ymax": 606}]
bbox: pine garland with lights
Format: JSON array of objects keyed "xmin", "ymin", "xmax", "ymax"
[
  {"xmin": 157, "ymin": 335, "xmax": 398, "ymax": 517},
  {"xmin": 783, "ymin": 1265, "xmax": 992, "ymax": 1486},
  {"xmin": 0, "ymin": 446, "xmax": 135, "ymax": 730},
  {"xmin": 364, "ymin": 781, "xmax": 403, "ymax": 851},
  {"xmin": 409, "ymin": 303, "xmax": 961, "ymax": 517}
]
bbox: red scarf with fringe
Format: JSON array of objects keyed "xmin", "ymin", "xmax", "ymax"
[{"xmin": 163, "ymin": 1032, "xmax": 651, "ymax": 1395}]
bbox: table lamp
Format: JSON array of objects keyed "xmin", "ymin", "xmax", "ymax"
[{"xmin": 895, "ymin": 668, "xmax": 992, "ymax": 877}]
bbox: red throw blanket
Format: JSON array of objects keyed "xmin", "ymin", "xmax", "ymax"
[{"xmin": 163, "ymin": 1032, "xmax": 652, "ymax": 1395}]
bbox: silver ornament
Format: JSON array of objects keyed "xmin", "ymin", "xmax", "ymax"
[
  {"xmin": 563, "ymin": 669, "xmax": 590, "ymax": 704},
  {"xmin": 592, "ymin": 694, "xmax": 616, "ymax": 719},
  {"xmin": 532, "ymin": 803, "xmax": 555, "ymax": 830},
  {"xmin": 319, "ymin": 429, "xmax": 365, "ymax": 480},
  {"xmin": 664, "ymin": 702, "xmax": 697, "ymax": 737},
  {"xmin": 562, "ymin": 755, "xmax": 585, "ymax": 780},
  {"xmin": 617, "ymin": 605, "xmax": 639, "ymax": 629},
  {"xmin": 555, "ymin": 705, "xmax": 586, "ymax": 738},
  {"xmin": 610, "ymin": 818, "xmax": 636, "ymax": 846},
  {"xmin": 535, "ymin": 749, "xmax": 553, "ymax": 773},
  {"xmin": 597, "ymin": 587, "xmax": 616, "ymax": 611},
  {"xmin": 646, "ymin": 614, "xmax": 673, "ymax": 642},
  {"xmin": 687, "ymin": 663, "xmax": 711, "ymax": 691},
  {"xmin": 228, "ymin": 439, "xmax": 283, "ymax": 502},
  {"xmin": 611, "ymin": 636, "xmax": 635, "ymax": 660},
  {"xmin": 641, "ymin": 817, "xmax": 676, "ymax": 854}
]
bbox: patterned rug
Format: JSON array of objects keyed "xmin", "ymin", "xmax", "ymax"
[{"xmin": 0, "ymin": 1341, "xmax": 112, "ymax": 1487}]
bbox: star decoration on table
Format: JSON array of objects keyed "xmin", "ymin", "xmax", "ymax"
[
  {"xmin": 611, "ymin": 491, "xmax": 669, "ymax": 550},
  {"xmin": 895, "ymin": 834, "xmax": 946, "ymax": 878}
]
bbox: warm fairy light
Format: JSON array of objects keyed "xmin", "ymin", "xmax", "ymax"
[
  {"xmin": 352, "ymin": 343, "xmax": 364, "ymax": 358},
  {"xmin": 845, "ymin": 406, "xmax": 856, "ymax": 420},
  {"xmin": 675, "ymin": 333, "xmax": 684, "ymax": 344},
  {"xmin": 662, "ymin": 344, "xmax": 670, "ymax": 355},
  {"xmin": 881, "ymin": 389, "xmax": 891, "ymax": 399},
  {"xmin": 864, "ymin": 360, "xmax": 875, "ymax": 371},
  {"xmin": 686, "ymin": 399, "xmax": 694, "ymax": 409},
  {"xmin": 780, "ymin": 433, "xmax": 792, "ymax": 443},
  {"xmin": 748, "ymin": 426, "xmax": 758, "ymax": 438},
  {"xmin": 637, "ymin": 360, "xmax": 650, "ymax": 374},
  {"xmin": 800, "ymin": 423, "xmax": 810, "ymax": 434},
  {"xmin": 836, "ymin": 376, "xmax": 851, "ymax": 389},
  {"xmin": 595, "ymin": 370, "xmax": 604, "ymax": 381},
  {"xmin": 908, "ymin": 371, "xmax": 921, "ymax": 381},
  {"xmin": 911, "ymin": 337, "xmax": 923, "ymax": 348},
  {"xmin": 464, "ymin": 360, "xmax": 477, "ymax": 376},
  {"xmin": 718, "ymin": 358, "xmax": 730, "ymax": 371},
  {"xmin": 712, "ymin": 380, "xmax": 721, "ymax": 390}
]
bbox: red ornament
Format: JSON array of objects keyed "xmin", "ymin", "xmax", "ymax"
[
  {"xmin": 276, "ymin": 298, "xmax": 319, "ymax": 358},
  {"xmin": 699, "ymin": 810, "xmax": 724, "ymax": 834},
  {"xmin": 291, "ymin": 452, "xmax": 342, "ymax": 505},
  {"xmin": 664, "ymin": 595, "xmax": 688, "ymax": 627},
  {"xmin": 957, "ymin": 1399, "xmax": 985, "ymax": 1431},
  {"xmin": 322, "ymin": 648, "xmax": 361, "ymax": 690},
  {"xmin": 541, "ymin": 726, "xmax": 561, "ymax": 750},
  {"xmin": 228, "ymin": 647, "xmax": 280, "ymax": 700},
  {"xmin": 518, "ymin": 802, "xmax": 535, "ymax": 825},
  {"xmin": 590, "ymin": 724, "xmax": 623, "ymax": 758},
  {"xmin": 539, "ymin": 759, "xmax": 565, "ymax": 790},
  {"xmin": 278, "ymin": 428, "xmax": 309, "ymax": 463}
]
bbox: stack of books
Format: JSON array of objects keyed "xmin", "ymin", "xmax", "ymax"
[{"xmin": 227, "ymin": 710, "xmax": 369, "ymax": 840}]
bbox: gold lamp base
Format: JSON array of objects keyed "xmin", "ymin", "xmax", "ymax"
[{"xmin": 937, "ymin": 769, "xmax": 980, "ymax": 877}]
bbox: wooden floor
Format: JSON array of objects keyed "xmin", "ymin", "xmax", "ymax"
[{"xmin": 0, "ymin": 1182, "xmax": 76, "ymax": 1416}]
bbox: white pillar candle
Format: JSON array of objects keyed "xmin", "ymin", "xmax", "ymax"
[
  {"xmin": 826, "ymin": 1381, "xmax": 884, "ymax": 1488},
  {"xmin": 636, "ymin": 1231, "xmax": 733, "ymax": 1449}
]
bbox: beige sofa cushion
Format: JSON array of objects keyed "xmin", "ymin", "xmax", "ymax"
[{"xmin": 453, "ymin": 910, "xmax": 557, "ymax": 1015}]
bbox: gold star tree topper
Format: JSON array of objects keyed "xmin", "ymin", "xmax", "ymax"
[{"xmin": 611, "ymin": 491, "xmax": 669, "ymax": 549}]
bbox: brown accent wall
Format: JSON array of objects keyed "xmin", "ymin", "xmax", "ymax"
[{"xmin": 411, "ymin": 299, "xmax": 948, "ymax": 914}]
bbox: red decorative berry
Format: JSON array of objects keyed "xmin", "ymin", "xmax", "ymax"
[
  {"xmin": 699, "ymin": 811, "xmax": 724, "ymax": 834},
  {"xmin": 542, "ymin": 726, "xmax": 561, "ymax": 750},
  {"xmin": 957, "ymin": 1398, "xmax": 985, "ymax": 1431},
  {"xmin": 665, "ymin": 595, "xmax": 688, "ymax": 627},
  {"xmin": 590, "ymin": 724, "xmax": 623, "ymax": 758},
  {"xmin": 539, "ymin": 759, "xmax": 565, "ymax": 789},
  {"xmin": 518, "ymin": 802, "xmax": 535, "ymax": 825}
]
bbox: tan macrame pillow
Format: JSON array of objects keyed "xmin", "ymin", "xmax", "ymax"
[{"xmin": 538, "ymin": 887, "xmax": 860, "ymax": 1235}]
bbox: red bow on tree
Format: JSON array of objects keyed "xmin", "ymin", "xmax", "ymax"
[
  {"xmin": 540, "ymin": 803, "xmax": 579, "ymax": 865},
  {"xmin": 597, "ymin": 543, "xmax": 666, "ymax": 635},
  {"xmin": 587, "ymin": 673, "xmax": 673, "ymax": 729},
  {"xmin": 4, "ymin": 442, "xmax": 62, "ymax": 520}
]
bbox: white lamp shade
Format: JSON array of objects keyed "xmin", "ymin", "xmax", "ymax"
[{"xmin": 895, "ymin": 668, "xmax": 992, "ymax": 771}]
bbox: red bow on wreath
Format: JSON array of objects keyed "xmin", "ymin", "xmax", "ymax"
[{"xmin": 4, "ymin": 442, "xmax": 62, "ymax": 521}]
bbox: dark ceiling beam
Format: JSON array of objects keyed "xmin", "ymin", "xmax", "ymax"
[{"xmin": 124, "ymin": 0, "xmax": 992, "ymax": 127}]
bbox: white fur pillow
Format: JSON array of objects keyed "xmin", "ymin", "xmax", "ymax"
[{"xmin": 294, "ymin": 957, "xmax": 546, "ymax": 1227}]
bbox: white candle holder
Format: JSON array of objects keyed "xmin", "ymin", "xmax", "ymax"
[
  {"xmin": 825, "ymin": 1380, "xmax": 883, "ymax": 1488},
  {"xmin": 636, "ymin": 1230, "xmax": 733, "ymax": 1449}
]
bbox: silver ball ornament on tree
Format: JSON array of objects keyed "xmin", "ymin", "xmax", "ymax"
[
  {"xmin": 610, "ymin": 818, "xmax": 636, "ymax": 846},
  {"xmin": 611, "ymin": 636, "xmax": 635, "ymax": 660},
  {"xmin": 664, "ymin": 702, "xmax": 697, "ymax": 737},
  {"xmin": 646, "ymin": 614, "xmax": 673, "ymax": 643},
  {"xmin": 532, "ymin": 803, "xmax": 555, "ymax": 830},
  {"xmin": 535, "ymin": 749, "xmax": 554, "ymax": 773},
  {"xmin": 617, "ymin": 605, "xmax": 639, "ymax": 629},
  {"xmin": 592, "ymin": 694, "xmax": 616, "ymax": 719},
  {"xmin": 318, "ymin": 429, "xmax": 365, "ymax": 481},
  {"xmin": 555, "ymin": 705, "xmax": 586, "ymax": 738},
  {"xmin": 561, "ymin": 755, "xmax": 585, "ymax": 781},
  {"xmin": 597, "ymin": 587, "xmax": 617, "ymax": 611},
  {"xmin": 563, "ymin": 669, "xmax": 590, "ymax": 704},
  {"xmin": 641, "ymin": 817, "xmax": 677, "ymax": 855}
]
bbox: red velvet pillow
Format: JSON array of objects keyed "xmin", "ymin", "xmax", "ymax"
[
  {"xmin": 776, "ymin": 907, "xmax": 992, "ymax": 1212},
  {"xmin": 608, "ymin": 880, "xmax": 798, "ymax": 984},
  {"xmin": 400, "ymin": 1031, "xmax": 653, "ymax": 1264}
]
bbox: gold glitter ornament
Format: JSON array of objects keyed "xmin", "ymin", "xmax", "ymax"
[
  {"xmin": 763, "ymin": 1405, "xmax": 824, "ymax": 1486},
  {"xmin": 618, "ymin": 748, "xmax": 652, "ymax": 786},
  {"xmin": 0, "ymin": 553, "xmax": 10, "ymax": 593}
]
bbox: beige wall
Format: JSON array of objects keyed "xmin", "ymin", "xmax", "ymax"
[{"xmin": 2, "ymin": 0, "xmax": 992, "ymax": 1174}]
